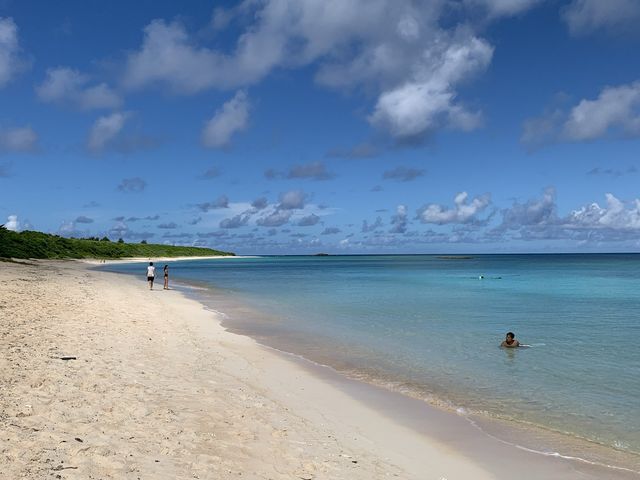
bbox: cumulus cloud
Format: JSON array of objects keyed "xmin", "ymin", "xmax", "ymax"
[
  {"xmin": 418, "ymin": 191, "xmax": 491, "ymax": 225},
  {"xmin": 257, "ymin": 209, "xmax": 292, "ymax": 227},
  {"xmin": 362, "ymin": 216, "xmax": 383, "ymax": 233},
  {"xmin": 563, "ymin": 82, "xmax": 640, "ymax": 141},
  {"xmin": 0, "ymin": 17, "xmax": 25, "ymax": 88},
  {"xmin": 123, "ymin": 2, "xmax": 499, "ymax": 141},
  {"xmin": 390, "ymin": 204, "xmax": 408, "ymax": 233},
  {"xmin": 522, "ymin": 81, "xmax": 640, "ymax": 146},
  {"xmin": 382, "ymin": 166, "xmax": 425, "ymax": 182},
  {"xmin": 499, "ymin": 187, "xmax": 556, "ymax": 229},
  {"xmin": 123, "ymin": 19, "xmax": 228, "ymax": 93},
  {"xmin": 297, "ymin": 214, "xmax": 321, "ymax": 226},
  {"xmin": 75, "ymin": 215, "xmax": 94, "ymax": 224},
  {"xmin": 322, "ymin": 227, "xmax": 341, "ymax": 235},
  {"xmin": 36, "ymin": 67, "xmax": 121, "ymax": 110},
  {"xmin": 563, "ymin": 0, "xmax": 640, "ymax": 35},
  {"xmin": 4, "ymin": 214, "xmax": 19, "ymax": 231},
  {"xmin": 202, "ymin": 90, "xmax": 250, "ymax": 148},
  {"xmin": 251, "ymin": 197, "xmax": 269, "ymax": 210},
  {"xmin": 196, "ymin": 195, "xmax": 229, "ymax": 211},
  {"xmin": 0, "ymin": 126, "xmax": 38, "ymax": 153},
  {"xmin": 566, "ymin": 193, "xmax": 640, "ymax": 230},
  {"xmin": 368, "ymin": 34, "xmax": 492, "ymax": 141},
  {"xmin": 220, "ymin": 214, "xmax": 250, "ymax": 228},
  {"xmin": 494, "ymin": 189, "xmax": 640, "ymax": 243},
  {"xmin": 117, "ymin": 177, "xmax": 147, "ymax": 193},
  {"xmin": 88, "ymin": 112, "xmax": 129, "ymax": 152},
  {"xmin": 278, "ymin": 190, "xmax": 307, "ymax": 210}
]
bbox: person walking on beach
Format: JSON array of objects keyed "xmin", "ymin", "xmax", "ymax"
[
  {"xmin": 147, "ymin": 262, "xmax": 155, "ymax": 290},
  {"xmin": 163, "ymin": 264, "xmax": 169, "ymax": 290},
  {"xmin": 501, "ymin": 332, "xmax": 520, "ymax": 348}
]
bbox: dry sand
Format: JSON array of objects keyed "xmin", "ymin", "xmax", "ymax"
[
  {"xmin": 1, "ymin": 260, "xmax": 636, "ymax": 480},
  {"xmin": 0, "ymin": 260, "xmax": 494, "ymax": 479}
]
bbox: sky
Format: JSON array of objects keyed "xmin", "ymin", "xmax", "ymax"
[{"xmin": 1, "ymin": 0, "xmax": 640, "ymax": 254}]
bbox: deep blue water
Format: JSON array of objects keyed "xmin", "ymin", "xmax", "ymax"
[{"xmin": 105, "ymin": 254, "xmax": 640, "ymax": 458}]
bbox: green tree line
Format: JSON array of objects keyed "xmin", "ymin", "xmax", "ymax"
[{"xmin": 0, "ymin": 226, "xmax": 234, "ymax": 259}]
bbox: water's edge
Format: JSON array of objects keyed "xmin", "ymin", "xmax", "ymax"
[
  {"xmin": 95, "ymin": 263, "xmax": 640, "ymax": 478},
  {"xmin": 170, "ymin": 276, "xmax": 640, "ymax": 478}
]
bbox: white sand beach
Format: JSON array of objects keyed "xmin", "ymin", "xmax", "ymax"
[{"xmin": 1, "ymin": 260, "xmax": 636, "ymax": 479}]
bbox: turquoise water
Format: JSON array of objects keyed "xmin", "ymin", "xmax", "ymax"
[{"xmin": 105, "ymin": 254, "xmax": 640, "ymax": 464}]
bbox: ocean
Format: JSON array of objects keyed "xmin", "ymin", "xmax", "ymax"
[{"xmin": 104, "ymin": 254, "xmax": 640, "ymax": 471}]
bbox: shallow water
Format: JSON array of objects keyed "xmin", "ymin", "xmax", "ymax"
[{"xmin": 106, "ymin": 254, "xmax": 640, "ymax": 469}]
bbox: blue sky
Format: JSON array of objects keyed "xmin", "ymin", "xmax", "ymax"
[{"xmin": 1, "ymin": 0, "xmax": 640, "ymax": 254}]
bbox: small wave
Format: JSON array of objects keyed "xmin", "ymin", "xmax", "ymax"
[
  {"xmin": 465, "ymin": 417, "xmax": 640, "ymax": 476},
  {"xmin": 173, "ymin": 282, "xmax": 210, "ymax": 291}
]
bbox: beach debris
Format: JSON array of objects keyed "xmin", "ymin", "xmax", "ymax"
[
  {"xmin": 52, "ymin": 465, "xmax": 78, "ymax": 471},
  {"xmin": 74, "ymin": 437, "xmax": 83, "ymax": 443},
  {"xmin": 60, "ymin": 356, "xmax": 77, "ymax": 361}
]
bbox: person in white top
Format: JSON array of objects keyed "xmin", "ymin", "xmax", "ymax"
[{"xmin": 146, "ymin": 262, "xmax": 156, "ymax": 290}]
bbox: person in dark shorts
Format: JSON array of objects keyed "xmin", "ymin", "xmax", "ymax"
[
  {"xmin": 146, "ymin": 262, "xmax": 155, "ymax": 290},
  {"xmin": 163, "ymin": 264, "xmax": 169, "ymax": 290}
]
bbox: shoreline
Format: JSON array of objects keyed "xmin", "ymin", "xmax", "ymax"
[
  {"xmin": 180, "ymin": 280, "xmax": 640, "ymax": 479},
  {"xmin": 102, "ymin": 262, "xmax": 639, "ymax": 479},
  {"xmin": 80, "ymin": 255, "xmax": 256, "ymax": 265},
  {"xmin": 2, "ymin": 260, "xmax": 637, "ymax": 479}
]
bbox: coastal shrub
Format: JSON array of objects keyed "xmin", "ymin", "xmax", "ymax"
[{"xmin": 0, "ymin": 228, "xmax": 234, "ymax": 259}]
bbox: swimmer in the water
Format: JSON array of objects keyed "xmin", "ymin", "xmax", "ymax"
[{"xmin": 500, "ymin": 331, "xmax": 520, "ymax": 348}]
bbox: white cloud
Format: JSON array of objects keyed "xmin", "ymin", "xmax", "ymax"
[
  {"xmin": 36, "ymin": 67, "xmax": 121, "ymax": 110},
  {"xmin": 563, "ymin": 82, "xmax": 640, "ymax": 141},
  {"xmin": 88, "ymin": 112, "xmax": 129, "ymax": 152},
  {"xmin": 500, "ymin": 187, "xmax": 557, "ymax": 229},
  {"xmin": 495, "ymin": 190, "xmax": 640, "ymax": 243},
  {"xmin": 0, "ymin": 126, "xmax": 37, "ymax": 152},
  {"xmin": 257, "ymin": 209, "xmax": 292, "ymax": 227},
  {"xmin": 123, "ymin": 19, "xmax": 228, "ymax": 93},
  {"xmin": 5, "ymin": 214, "xmax": 19, "ymax": 231},
  {"xmin": 0, "ymin": 17, "xmax": 23, "ymax": 88},
  {"xmin": 297, "ymin": 214, "xmax": 321, "ymax": 226},
  {"xmin": 563, "ymin": 0, "xmax": 640, "ymax": 35},
  {"xmin": 390, "ymin": 205, "xmax": 408, "ymax": 233},
  {"xmin": 278, "ymin": 190, "xmax": 308, "ymax": 210},
  {"xmin": 369, "ymin": 35, "xmax": 492, "ymax": 140},
  {"xmin": 567, "ymin": 194, "xmax": 640, "ymax": 230},
  {"xmin": 522, "ymin": 81, "xmax": 640, "ymax": 146},
  {"xmin": 202, "ymin": 90, "xmax": 249, "ymax": 148},
  {"xmin": 418, "ymin": 191, "xmax": 491, "ymax": 224},
  {"xmin": 123, "ymin": 1, "xmax": 497, "ymax": 140}
]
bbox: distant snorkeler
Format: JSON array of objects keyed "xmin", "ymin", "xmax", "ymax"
[{"xmin": 500, "ymin": 331, "xmax": 520, "ymax": 348}]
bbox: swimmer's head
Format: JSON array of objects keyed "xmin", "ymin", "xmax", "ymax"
[{"xmin": 506, "ymin": 332, "xmax": 515, "ymax": 341}]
